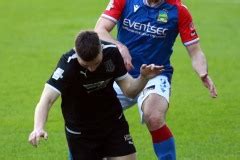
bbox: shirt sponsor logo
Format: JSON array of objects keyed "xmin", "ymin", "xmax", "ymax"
[
  {"xmin": 83, "ymin": 78, "xmax": 112, "ymax": 93},
  {"xmin": 52, "ymin": 68, "xmax": 64, "ymax": 80},
  {"xmin": 157, "ymin": 10, "xmax": 168, "ymax": 23},
  {"xmin": 122, "ymin": 18, "xmax": 168, "ymax": 38}
]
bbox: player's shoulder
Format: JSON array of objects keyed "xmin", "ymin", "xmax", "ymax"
[
  {"xmin": 166, "ymin": 0, "xmax": 191, "ymax": 16},
  {"xmin": 55, "ymin": 49, "xmax": 78, "ymax": 74},
  {"xmin": 54, "ymin": 49, "xmax": 78, "ymax": 79},
  {"xmin": 101, "ymin": 40, "xmax": 118, "ymax": 55},
  {"xmin": 165, "ymin": 0, "xmax": 181, "ymax": 5},
  {"xmin": 166, "ymin": 0, "xmax": 188, "ymax": 9},
  {"xmin": 100, "ymin": 40, "xmax": 122, "ymax": 62},
  {"xmin": 60, "ymin": 49, "xmax": 78, "ymax": 64},
  {"xmin": 101, "ymin": 40, "xmax": 117, "ymax": 49}
]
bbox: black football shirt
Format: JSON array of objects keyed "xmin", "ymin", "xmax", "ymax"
[{"xmin": 47, "ymin": 41, "xmax": 128, "ymax": 130}]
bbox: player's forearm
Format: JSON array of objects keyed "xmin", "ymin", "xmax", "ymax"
[
  {"xmin": 95, "ymin": 18, "xmax": 120, "ymax": 45},
  {"xmin": 33, "ymin": 85, "xmax": 59, "ymax": 131},
  {"xmin": 96, "ymin": 29, "xmax": 118, "ymax": 44},
  {"xmin": 191, "ymin": 51, "xmax": 208, "ymax": 77},
  {"xmin": 124, "ymin": 76, "xmax": 148, "ymax": 99},
  {"xmin": 187, "ymin": 43, "xmax": 208, "ymax": 77},
  {"xmin": 33, "ymin": 102, "xmax": 51, "ymax": 131}
]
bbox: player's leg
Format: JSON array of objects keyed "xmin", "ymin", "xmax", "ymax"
[
  {"xmin": 103, "ymin": 115, "xmax": 136, "ymax": 160},
  {"xmin": 143, "ymin": 94, "xmax": 175, "ymax": 160},
  {"xmin": 138, "ymin": 75, "xmax": 176, "ymax": 160},
  {"xmin": 113, "ymin": 82, "xmax": 137, "ymax": 110},
  {"xmin": 65, "ymin": 127, "xmax": 102, "ymax": 160}
]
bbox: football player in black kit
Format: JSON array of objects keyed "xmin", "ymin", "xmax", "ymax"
[{"xmin": 28, "ymin": 31, "xmax": 164, "ymax": 160}]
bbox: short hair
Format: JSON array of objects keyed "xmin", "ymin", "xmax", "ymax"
[{"xmin": 75, "ymin": 31, "xmax": 101, "ymax": 61}]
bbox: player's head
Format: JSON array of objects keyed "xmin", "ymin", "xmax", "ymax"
[{"xmin": 75, "ymin": 30, "xmax": 103, "ymax": 72}]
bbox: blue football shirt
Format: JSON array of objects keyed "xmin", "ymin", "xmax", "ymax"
[{"xmin": 102, "ymin": 0, "xmax": 199, "ymax": 79}]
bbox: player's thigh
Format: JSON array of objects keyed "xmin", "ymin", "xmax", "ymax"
[
  {"xmin": 137, "ymin": 75, "xmax": 170, "ymax": 121},
  {"xmin": 107, "ymin": 153, "xmax": 136, "ymax": 160}
]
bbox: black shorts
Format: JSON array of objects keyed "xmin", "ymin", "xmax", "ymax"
[{"xmin": 65, "ymin": 115, "xmax": 136, "ymax": 160}]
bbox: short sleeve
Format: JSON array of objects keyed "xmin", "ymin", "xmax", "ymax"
[
  {"xmin": 178, "ymin": 4, "xmax": 199, "ymax": 46},
  {"xmin": 102, "ymin": 0, "xmax": 126, "ymax": 23},
  {"xmin": 47, "ymin": 55, "xmax": 68, "ymax": 94}
]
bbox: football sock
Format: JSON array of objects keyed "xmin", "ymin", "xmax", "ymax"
[
  {"xmin": 68, "ymin": 150, "xmax": 73, "ymax": 160},
  {"xmin": 150, "ymin": 124, "xmax": 176, "ymax": 160}
]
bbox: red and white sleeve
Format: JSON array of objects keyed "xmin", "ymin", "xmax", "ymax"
[
  {"xmin": 101, "ymin": 0, "xmax": 126, "ymax": 23},
  {"xmin": 178, "ymin": 4, "xmax": 199, "ymax": 46}
]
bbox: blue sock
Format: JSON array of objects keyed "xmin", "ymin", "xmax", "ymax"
[
  {"xmin": 68, "ymin": 150, "xmax": 73, "ymax": 160},
  {"xmin": 150, "ymin": 125, "xmax": 176, "ymax": 160}
]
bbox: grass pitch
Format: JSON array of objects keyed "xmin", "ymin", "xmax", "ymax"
[{"xmin": 0, "ymin": 0, "xmax": 239, "ymax": 159}]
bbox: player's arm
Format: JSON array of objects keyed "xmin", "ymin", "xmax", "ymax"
[
  {"xmin": 186, "ymin": 43, "xmax": 217, "ymax": 98},
  {"xmin": 28, "ymin": 84, "xmax": 60, "ymax": 147},
  {"xmin": 95, "ymin": 17, "xmax": 133, "ymax": 71},
  {"xmin": 94, "ymin": 0, "xmax": 123, "ymax": 45},
  {"xmin": 186, "ymin": 43, "xmax": 207, "ymax": 78},
  {"xmin": 95, "ymin": 17, "xmax": 117, "ymax": 45},
  {"xmin": 178, "ymin": 4, "xmax": 217, "ymax": 98},
  {"xmin": 116, "ymin": 64, "xmax": 164, "ymax": 98},
  {"xmin": 94, "ymin": 0, "xmax": 134, "ymax": 71}
]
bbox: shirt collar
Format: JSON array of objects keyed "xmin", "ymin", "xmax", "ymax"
[{"xmin": 143, "ymin": 0, "xmax": 165, "ymax": 8}]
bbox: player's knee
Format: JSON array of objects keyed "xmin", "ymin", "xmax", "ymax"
[{"xmin": 144, "ymin": 112, "xmax": 165, "ymax": 130}]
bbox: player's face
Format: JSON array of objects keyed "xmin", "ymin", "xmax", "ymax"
[{"xmin": 77, "ymin": 53, "xmax": 103, "ymax": 72}]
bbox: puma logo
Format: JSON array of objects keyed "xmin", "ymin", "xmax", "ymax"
[{"xmin": 80, "ymin": 70, "xmax": 87, "ymax": 78}]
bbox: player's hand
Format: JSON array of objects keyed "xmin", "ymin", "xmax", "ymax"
[
  {"xmin": 28, "ymin": 129, "xmax": 48, "ymax": 147},
  {"xmin": 201, "ymin": 74, "xmax": 217, "ymax": 98},
  {"xmin": 140, "ymin": 64, "xmax": 164, "ymax": 80},
  {"xmin": 116, "ymin": 43, "xmax": 134, "ymax": 71}
]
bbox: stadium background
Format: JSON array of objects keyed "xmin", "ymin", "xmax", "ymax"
[{"xmin": 0, "ymin": 0, "xmax": 239, "ymax": 159}]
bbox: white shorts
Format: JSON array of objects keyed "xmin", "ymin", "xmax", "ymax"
[{"xmin": 114, "ymin": 75, "xmax": 171, "ymax": 122}]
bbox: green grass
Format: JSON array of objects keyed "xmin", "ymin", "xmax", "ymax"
[{"xmin": 0, "ymin": 0, "xmax": 239, "ymax": 159}]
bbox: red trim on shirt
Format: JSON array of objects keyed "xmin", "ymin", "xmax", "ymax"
[
  {"xmin": 103, "ymin": 0, "xmax": 126, "ymax": 21},
  {"xmin": 177, "ymin": 4, "xmax": 199, "ymax": 45}
]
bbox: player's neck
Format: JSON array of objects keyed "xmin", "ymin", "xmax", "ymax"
[{"xmin": 147, "ymin": 0, "xmax": 164, "ymax": 7}]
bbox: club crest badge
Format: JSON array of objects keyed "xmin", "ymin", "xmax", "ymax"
[
  {"xmin": 157, "ymin": 10, "xmax": 168, "ymax": 23},
  {"xmin": 104, "ymin": 59, "xmax": 115, "ymax": 72}
]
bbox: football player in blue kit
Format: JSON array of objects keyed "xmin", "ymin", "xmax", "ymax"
[
  {"xmin": 95, "ymin": 0, "xmax": 217, "ymax": 159},
  {"xmin": 28, "ymin": 30, "xmax": 164, "ymax": 160}
]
